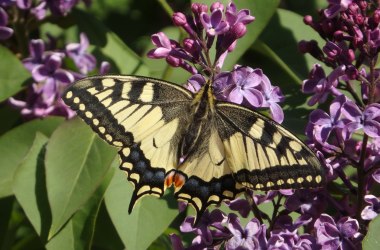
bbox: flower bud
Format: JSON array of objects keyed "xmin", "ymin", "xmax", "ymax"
[
  {"xmin": 191, "ymin": 3, "xmax": 208, "ymax": 15},
  {"xmin": 303, "ymin": 15, "xmax": 313, "ymax": 25},
  {"xmin": 172, "ymin": 12, "xmax": 187, "ymax": 26},
  {"xmin": 166, "ymin": 55, "xmax": 181, "ymax": 67},
  {"xmin": 231, "ymin": 22, "xmax": 246, "ymax": 39},
  {"xmin": 211, "ymin": 2, "xmax": 224, "ymax": 12},
  {"xmin": 345, "ymin": 65, "xmax": 359, "ymax": 80}
]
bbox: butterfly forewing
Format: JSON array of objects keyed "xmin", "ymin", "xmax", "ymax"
[{"xmin": 63, "ymin": 75, "xmax": 193, "ymax": 211}]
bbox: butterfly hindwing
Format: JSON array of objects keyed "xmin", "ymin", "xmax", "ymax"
[
  {"xmin": 63, "ymin": 75, "xmax": 193, "ymax": 210},
  {"xmin": 174, "ymin": 123, "xmax": 245, "ymax": 218},
  {"xmin": 215, "ymin": 102, "xmax": 324, "ymax": 190}
]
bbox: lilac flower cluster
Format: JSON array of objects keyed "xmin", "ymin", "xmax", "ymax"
[
  {"xmin": 148, "ymin": 1, "xmax": 285, "ymax": 123},
  {"xmin": 299, "ymin": 0, "xmax": 380, "ymax": 246},
  {"xmin": 0, "ymin": 0, "xmax": 91, "ymax": 21},
  {"xmin": 0, "ymin": 0, "xmax": 108, "ymax": 119},
  {"xmin": 9, "ymin": 33, "xmax": 109, "ymax": 119},
  {"xmin": 150, "ymin": 0, "xmax": 380, "ymax": 248}
]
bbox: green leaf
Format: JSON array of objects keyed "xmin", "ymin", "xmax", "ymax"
[
  {"xmin": 364, "ymin": 215, "xmax": 380, "ymax": 250},
  {"xmin": 45, "ymin": 118, "xmax": 117, "ymax": 238},
  {"xmin": 13, "ymin": 133, "xmax": 50, "ymax": 241},
  {"xmin": 0, "ymin": 117, "xmax": 63, "ymax": 198},
  {"xmin": 0, "ymin": 45, "xmax": 31, "ymax": 102},
  {"xmin": 259, "ymin": 8, "xmax": 326, "ymax": 79},
  {"xmin": 104, "ymin": 169, "xmax": 178, "ymax": 250},
  {"xmin": 92, "ymin": 202, "xmax": 125, "ymax": 250},
  {"xmin": 46, "ymin": 164, "xmax": 115, "ymax": 250},
  {"xmin": 72, "ymin": 9, "xmax": 149, "ymax": 75}
]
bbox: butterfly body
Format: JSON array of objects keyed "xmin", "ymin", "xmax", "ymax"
[{"xmin": 63, "ymin": 75, "xmax": 324, "ymax": 219}]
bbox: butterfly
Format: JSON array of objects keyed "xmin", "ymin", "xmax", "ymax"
[{"xmin": 62, "ymin": 75, "xmax": 324, "ymax": 220}]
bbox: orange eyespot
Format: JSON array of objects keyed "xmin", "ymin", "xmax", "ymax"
[
  {"xmin": 164, "ymin": 171, "xmax": 175, "ymax": 188},
  {"xmin": 164, "ymin": 171, "xmax": 186, "ymax": 191},
  {"xmin": 173, "ymin": 173, "xmax": 185, "ymax": 188}
]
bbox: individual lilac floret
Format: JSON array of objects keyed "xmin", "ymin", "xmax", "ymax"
[
  {"xmin": 0, "ymin": 6, "xmax": 13, "ymax": 40},
  {"xmin": 306, "ymin": 95, "xmax": 348, "ymax": 152},
  {"xmin": 258, "ymin": 72, "xmax": 285, "ymax": 123},
  {"xmin": 324, "ymin": 0, "xmax": 353, "ymax": 19},
  {"xmin": 285, "ymin": 190, "xmax": 325, "ymax": 217},
  {"xmin": 314, "ymin": 214, "xmax": 360, "ymax": 250},
  {"xmin": 23, "ymin": 39, "xmax": 46, "ymax": 71},
  {"xmin": 302, "ymin": 64, "xmax": 345, "ymax": 106},
  {"xmin": 226, "ymin": 214, "xmax": 266, "ymax": 250},
  {"xmin": 66, "ymin": 33, "xmax": 96, "ymax": 74},
  {"xmin": 361, "ymin": 195, "xmax": 380, "ymax": 220},
  {"xmin": 32, "ymin": 53, "xmax": 74, "ymax": 86},
  {"xmin": 225, "ymin": 66, "xmax": 264, "ymax": 107},
  {"xmin": 185, "ymin": 74, "xmax": 206, "ymax": 93},
  {"xmin": 200, "ymin": 9, "xmax": 229, "ymax": 37},
  {"xmin": 225, "ymin": 1, "xmax": 255, "ymax": 26},
  {"xmin": 342, "ymin": 102, "xmax": 380, "ymax": 138}
]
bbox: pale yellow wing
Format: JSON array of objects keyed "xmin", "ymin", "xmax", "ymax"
[{"xmin": 63, "ymin": 75, "xmax": 193, "ymax": 211}]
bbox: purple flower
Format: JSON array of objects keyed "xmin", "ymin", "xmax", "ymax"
[
  {"xmin": 226, "ymin": 198, "xmax": 251, "ymax": 218},
  {"xmin": 257, "ymin": 72, "xmax": 285, "ymax": 123},
  {"xmin": 0, "ymin": 6, "xmax": 13, "ymax": 40},
  {"xmin": 9, "ymin": 83, "xmax": 75, "ymax": 119},
  {"xmin": 66, "ymin": 33, "xmax": 96, "ymax": 74},
  {"xmin": 185, "ymin": 74, "xmax": 205, "ymax": 93},
  {"xmin": 314, "ymin": 214, "xmax": 359, "ymax": 250},
  {"xmin": 306, "ymin": 95, "xmax": 348, "ymax": 150},
  {"xmin": 373, "ymin": 168, "xmax": 380, "ymax": 184},
  {"xmin": 226, "ymin": 214, "xmax": 266, "ymax": 250},
  {"xmin": 225, "ymin": 2, "xmax": 255, "ymax": 26},
  {"xmin": 16, "ymin": 0, "xmax": 31, "ymax": 9},
  {"xmin": 324, "ymin": 0, "xmax": 353, "ymax": 19},
  {"xmin": 170, "ymin": 234, "xmax": 184, "ymax": 250},
  {"xmin": 342, "ymin": 102, "xmax": 380, "ymax": 138},
  {"xmin": 148, "ymin": 32, "xmax": 173, "ymax": 58},
  {"xmin": 226, "ymin": 67, "xmax": 264, "ymax": 107},
  {"xmin": 23, "ymin": 39, "xmax": 46, "ymax": 71},
  {"xmin": 32, "ymin": 53, "xmax": 74, "ymax": 86},
  {"xmin": 285, "ymin": 190, "xmax": 325, "ymax": 217},
  {"xmin": 180, "ymin": 209, "xmax": 228, "ymax": 246},
  {"xmin": 47, "ymin": 0, "xmax": 79, "ymax": 16},
  {"xmin": 99, "ymin": 61, "xmax": 110, "ymax": 75},
  {"xmin": 361, "ymin": 195, "xmax": 380, "ymax": 220},
  {"xmin": 302, "ymin": 64, "xmax": 345, "ymax": 106},
  {"xmin": 267, "ymin": 232, "xmax": 316, "ymax": 250},
  {"xmin": 200, "ymin": 9, "xmax": 229, "ymax": 36}
]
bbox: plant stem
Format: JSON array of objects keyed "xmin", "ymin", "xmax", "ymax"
[
  {"xmin": 356, "ymin": 57, "xmax": 377, "ymax": 232},
  {"xmin": 156, "ymin": 0, "xmax": 174, "ymax": 17}
]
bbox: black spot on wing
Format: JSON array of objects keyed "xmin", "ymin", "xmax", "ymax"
[
  {"xmin": 175, "ymin": 172, "xmax": 244, "ymax": 224},
  {"xmin": 128, "ymin": 81, "xmax": 145, "ymax": 100},
  {"xmin": 93, "ymin": 77, "xmax": 104, "ymax": 91},
  {"xmin": 118, "ymin": 143, "xmax": 167, "ymax": 213},
  {"xmin": 111, "ymin": 79, "xmax": 123, "ymax": 101}
]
